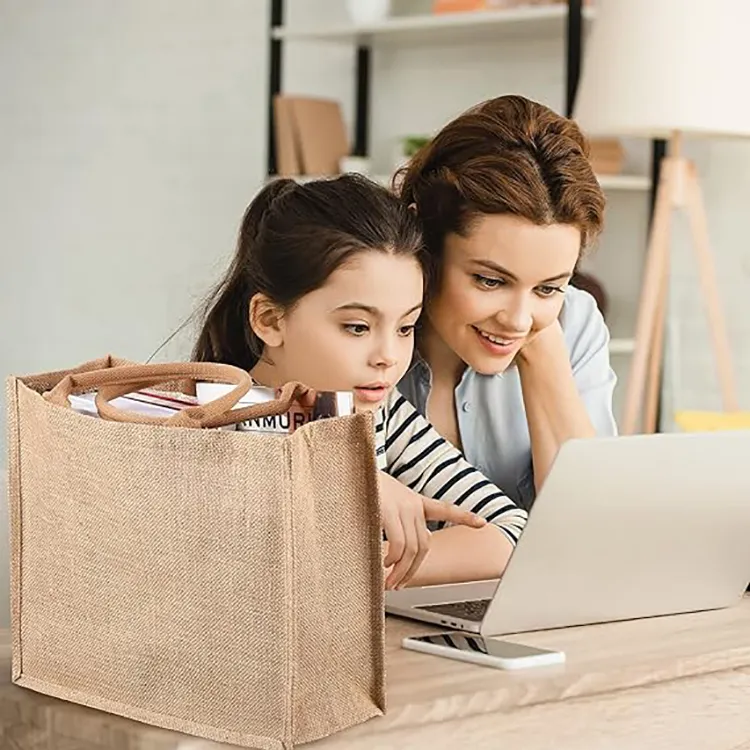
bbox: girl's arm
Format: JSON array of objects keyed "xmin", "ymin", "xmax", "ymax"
[{"xmin": 399, "ymin": 523, "xmax": 514, "ymax": 588}]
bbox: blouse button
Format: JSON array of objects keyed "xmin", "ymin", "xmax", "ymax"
[{"xmin": 461, "ymin": 402, "xmax": 471, "ymax": 413}]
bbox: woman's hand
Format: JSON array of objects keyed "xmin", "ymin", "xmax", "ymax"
[
  {"xmin": 378, "ymin": 472, "xmax": 486, "ymax": 590},
  {"xmin": 516, "ymin": 318, "xmax": 564, "ymax": 364}
]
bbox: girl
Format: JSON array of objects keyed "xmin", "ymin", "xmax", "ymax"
[{"xmin": 193, "ymin": 174, "xmax": 527, "ymax": 589}]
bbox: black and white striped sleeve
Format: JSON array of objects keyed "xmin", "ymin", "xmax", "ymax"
[{"xmin": 382, "ymin": 392, "xmax": 527, "ymax": 544}]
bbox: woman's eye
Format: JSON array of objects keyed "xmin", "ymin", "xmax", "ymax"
[
  {"xmin": 536, "ymin": 285, "xmax": 564, "ymax": 297},
  {"xmin": 473, "ymin": 274, "xmax": 504, "ymax": 290},
  {"xmin": 343, "ymin": 323, "xmax": 369, "ymax": 336},
  {"xmin": 398, "ymin": 324, "xmax": 416, "ymax": 337}
]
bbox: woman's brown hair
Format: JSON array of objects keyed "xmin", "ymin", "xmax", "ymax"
[{"xmin": 397, "ymin": 94, "xmax": 605, "ymax": 276}]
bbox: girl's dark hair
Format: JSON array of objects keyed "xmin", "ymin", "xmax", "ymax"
[
  {"xmin": 397, "ymin": 95, "xmax": 606, "ymax": 283},
  {"xmin": 193, "ymin": 174, "xmax": 424, "ymax": 370}
]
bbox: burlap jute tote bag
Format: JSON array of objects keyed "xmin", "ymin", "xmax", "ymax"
[{"xmin": 6, "ymin": 356, "xmax": 385, "ymax": 749}]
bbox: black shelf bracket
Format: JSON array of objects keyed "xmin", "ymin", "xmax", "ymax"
[
  {"xmin": 565, "ymin": 0, "xmax": 583, "ymax": 118},
  {"xmin": 266, "ymin": 0, "xmax": 284, "ymax": 176},
  {"xmin": 354, "ymin": 45, "xmax": 372, "ymax": 158}
]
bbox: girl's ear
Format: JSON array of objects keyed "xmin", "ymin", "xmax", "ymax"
[{"xmin": 249, "ymin": 293, "xmax": 285, "ymax": 348}]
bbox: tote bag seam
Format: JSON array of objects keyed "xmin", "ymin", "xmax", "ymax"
[
  {"xmin": 8, "ymin": 377, "xmax": 24, "ymax": 679},
  {"xmin": 363, "ymin": 413, "xmax": 387, "ymax": 709},
  {"xmin": 284, "ymin": 439, "xmax": 295, "ymax": 747}
]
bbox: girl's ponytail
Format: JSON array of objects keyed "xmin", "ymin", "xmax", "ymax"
[
  {"xmin": 193, "ymin": 173, "xmax": 424, "ymax": 372},
  {"xmin": 192, "ymin": 179, "xmax": 296, "ymax": 369}
]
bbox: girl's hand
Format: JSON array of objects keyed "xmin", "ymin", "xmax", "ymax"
[
  {"xmin": 378, "ymin": 472, "xmax": 486, "ymax": 590},
  {"xmin": 382, "ymin": 542, "xmax": 394, "ymax": 581},
  {"xmin": 280, "ymin": 387, "xmax": 488, "ymax": 588}
]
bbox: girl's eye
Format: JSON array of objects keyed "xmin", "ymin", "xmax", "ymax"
[
  {"xmin": 536, "ymin": 285, "xmax": 564, "ymax": 298},
  {"xmin": 343, "ymin": 323, "xmax": 369, "ymax": 336},
  {"xmin": 398, "ymin": 324, "xmax": 416, "ymax": 337},
  {"xmin": 473, "ymin": 274, "xmax": 504, "ymax": 290}
]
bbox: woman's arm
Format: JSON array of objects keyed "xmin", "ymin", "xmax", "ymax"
[
  {"xmin": 517, "ymin": 322, "xmax": 595, "ymax": 492},
  {"xmin": 517, "ymin": 299, "xmax": 616, "ymax": 493}
]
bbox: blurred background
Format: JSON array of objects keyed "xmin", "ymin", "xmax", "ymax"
[{"xmin": 1, "ymin": 0, "xmax": 749, "ymax": 626}]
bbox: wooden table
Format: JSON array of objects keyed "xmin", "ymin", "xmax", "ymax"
[{"xmin": 3, "ymin": 599, "xmax": 750, "ymax": 749}]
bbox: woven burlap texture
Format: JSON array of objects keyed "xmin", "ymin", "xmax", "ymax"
[{"xmin": 6, "ymin": 356, "xmax": 385, "ymax": 749}]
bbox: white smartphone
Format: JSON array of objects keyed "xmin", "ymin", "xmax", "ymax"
[{"xmin": 402, "ymin": 632, "xmax": 565, "ymax": 670}]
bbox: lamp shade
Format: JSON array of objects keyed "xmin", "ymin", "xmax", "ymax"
[{"xmin": 574, "ymin": 0, "xmax": 750, "ymax": 139}]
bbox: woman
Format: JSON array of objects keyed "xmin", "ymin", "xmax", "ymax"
[{"xmin": 386, "ymin": 94, "xmax": 617, "ymax": 587}]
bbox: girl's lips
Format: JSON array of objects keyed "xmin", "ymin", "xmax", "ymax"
[{"xmin": 354, "ymin": 385, "xmax": 389, "ymax": 403}]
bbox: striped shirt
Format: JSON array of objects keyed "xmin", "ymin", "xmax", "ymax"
[{"xmin": 374, "ymin": 389, "xmax": 528, "ymax": 545}]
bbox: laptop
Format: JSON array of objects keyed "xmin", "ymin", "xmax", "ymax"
[{"xmin": 385, "ymin": 430, "xmax": 750, "ymax": 637}]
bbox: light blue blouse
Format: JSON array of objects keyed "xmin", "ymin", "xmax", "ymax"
[{"xmin": 396, "ymin": 286, "xmax": 618, "ymax": 511}]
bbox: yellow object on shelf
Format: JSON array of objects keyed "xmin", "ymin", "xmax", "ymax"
[
  {"xmin": 432, "ymin": 0, "xmax": 593, "ymax": 10},
  {"xmin": 432, "ymin": 0, "xmax": 488, "ymax": 12},
  {"xmin": 674, "ymin": 411, "xmax": 750, "ymax": 432}
]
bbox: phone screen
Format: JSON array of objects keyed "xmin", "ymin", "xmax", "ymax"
[{"xmin": 410, "ymin": 632, "xmax": 554, "ymax": 659}]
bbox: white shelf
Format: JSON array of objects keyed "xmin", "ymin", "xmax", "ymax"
[
  {"xmin": 273, "ymin": 5, "xmax": 596, "ymax": 45},
  {"xmin": 271, "ymin": 173, "xmax": 650, "ymax": 193},
  {"xmin": 269, "ymin": 174, "xmax": 392, "ymax": 187},
  {"xmin": 609, "ymin": 338, "xmax": 635, "ymax": 355},
  {"xmin": 597, "ymin": 174, "xmax": 651, "ymax": 192}
]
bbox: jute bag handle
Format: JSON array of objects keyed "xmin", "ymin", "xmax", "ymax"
[{"xmin": 44, "ymin": 362, "xmax": 313, "ymax": 429}]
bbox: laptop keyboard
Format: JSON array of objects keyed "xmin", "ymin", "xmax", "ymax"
[{"xmin": 416, "ymin": 598, "xmax": 492, "ymax": 622}]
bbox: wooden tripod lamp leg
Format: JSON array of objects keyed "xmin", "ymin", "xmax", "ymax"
[
  {"xmin": 643, "ymin": 152, "xmax": 689, "ymax": 434},
  {"xmin": 684, "ymin": 163, "xmax": 740, "ymax": 413},
  {"xmin": 621, "ymin": 161, "xmax": 674, "ymax": 435},
  {"xmin": 643, "ymin": 244, "xmax": 670, "ymax": 434}
]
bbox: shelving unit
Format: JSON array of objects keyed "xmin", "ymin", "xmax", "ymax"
[
  {"xmin": 597, "ymin": 174, "xmax": 652, "ymax": 192},
  {"xmin": 272, "ymin": 4, "xmax": 596, "ymax": 45},
  {"xmin": 268, "ymin": 1, "xmax": 605, "ymax": 170},
  {"xmin": 271, "ymin": 171, "xmax": 651, "ymax": 192},
  {"xmin": 609, "ymin": 338, "xmax": 636, "ymax": 355},
  {"xmin": 268, "ymin": 0, "xmax": 663, "ymax": 422},
  {"xmin": 266, "ymin": 1, "xmax": 658, "ymax": 182}
]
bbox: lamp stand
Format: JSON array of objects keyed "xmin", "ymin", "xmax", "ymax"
[{"xmin": 621, "ymin": 131, "xmax": 740, "ymax": 435}]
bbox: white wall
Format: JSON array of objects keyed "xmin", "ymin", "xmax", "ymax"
[
  {"xmin": 2, "ymin": 0, "xmax": 748, "ymax": 630},
  {"xmin": 0, "ymin": 0, "xmax": 269, "ymax": 627}
]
